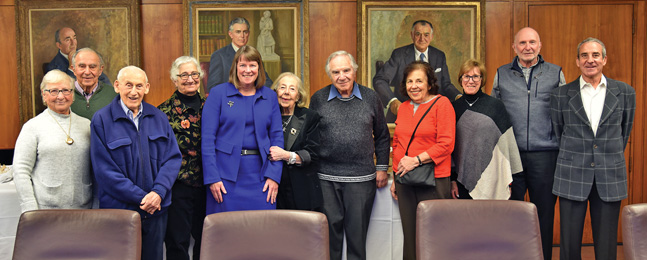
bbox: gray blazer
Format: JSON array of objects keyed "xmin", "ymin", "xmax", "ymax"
[
  {"xmin": 206, "ymin": 44, "xmax": 273, "ymax": 93},
  {"xmin": 550, "ymin": 77, "xmax": 635, "ymax": 202}
]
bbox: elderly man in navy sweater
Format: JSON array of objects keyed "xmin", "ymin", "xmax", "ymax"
[
  {"xmin": 310, "ymin": 51, "xmax": 390, "ymax": 260},
  {"xmin": 91, "ymin": 66, "xmax": 181, "ymax": 260}
]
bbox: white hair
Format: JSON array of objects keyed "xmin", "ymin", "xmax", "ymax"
[
  {"xmin": 117, "ymin": 66, "xmax": 149, "ymax": 83},
  {"xmin": 324, "ymin": 50, "xmax": 358, "ymax": 76},
  {"xmin": 169, "ymin": 56, "xmax": 203, "ymax": 82}
]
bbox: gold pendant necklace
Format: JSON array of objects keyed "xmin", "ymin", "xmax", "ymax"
[{"xmin": 47, "ymin": 109, "xmax": 74, "ymax": 145}]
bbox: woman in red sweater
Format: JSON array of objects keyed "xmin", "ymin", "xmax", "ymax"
[{"xmin": 390, "ymin": 61, "xmax": 456, "ymax": 260}]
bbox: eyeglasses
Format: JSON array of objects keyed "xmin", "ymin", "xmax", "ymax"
[
  {"xmin": 177, "ymin": 72, "xmax": 201, "ymax": 80},
  {"xmin": 462, "ymin": 75, "xmax": 482, "ymax": 82},
  {"xmin": 44, "ymin": 89, "xmax": 73, "ymax": 96}
]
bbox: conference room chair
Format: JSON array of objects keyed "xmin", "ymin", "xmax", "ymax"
[
  {"xmin": 201, "ymin": 210, "xmax": 329, "ymax": 260},
  {"xmin": 622, "ymin": 203, "xmax": 647, "ymax": 260},
  {"xmin": 417, "ymin": 199, "xmax": 543, "ymax": 260},
  {"xmin": 12, "ymin": 209, "xmax": 141, "ymax": 260}
]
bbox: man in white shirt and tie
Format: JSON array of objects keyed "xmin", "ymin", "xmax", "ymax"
[{"xmin": 372, "ymin": 20, "xmax": 461, "ymax": 122}]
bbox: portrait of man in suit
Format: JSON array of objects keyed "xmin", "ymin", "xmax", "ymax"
[
  {"xmin": 18, "ymin": 7, "xmax": 136, "ymax": 120},
  {"xmin": 45, "ymin": 27, "xmax": 77, "ymax": 76},
  {"xmin": 206, "ymin": 17, "xmax": 273, "ymax": 93},
  {"xmin": 373, "ymin": 20, "xmax": 461, "ymax": 122},
  {"xmin": 550, "ymin": 37, "xmax": 635, "ymax": 260}
]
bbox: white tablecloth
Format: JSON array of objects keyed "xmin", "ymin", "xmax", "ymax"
[
  {"xmin": 344, "ymin": 180, "xmax": 404, "ymax": 260},
  {"xmin": 0, "ymin": 181, "xmax": 20, "ymax": 260}
]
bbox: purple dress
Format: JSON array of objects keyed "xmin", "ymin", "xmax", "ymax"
[{"xmin": 206, "ymin": 95, "xmax": 277, "ymax": 214}]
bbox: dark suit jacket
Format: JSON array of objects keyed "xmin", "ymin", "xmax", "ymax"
[
  {"xmin": 46, "ymin": 51, "xmax": 73, "ymax": 77},
  {"xmin": 201, "ymin": 82, "xmax": 284, "ymax": 185},
  {"xmin": 550, "ymin": 77, "xmax": 635, "ymax": 202},
  {"xmin": 206, "ymin": 44, "xmax": 273, "ymax": 93},
  {"xmin": 373, "ymin": 43, "xmax": 461, "ymax": 121},
  {"xmin": 277, "ymin": 106, "xmax": 323, "ymax": 210},
  {"xmin": 45, "ymin": 51, "xmax": 112, "ymax": 86}
]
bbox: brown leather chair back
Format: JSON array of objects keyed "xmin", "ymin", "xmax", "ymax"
[
  {"xmin": 622, "ymin": 203, "xmax": 647, "ymax": 260},
  {"xmin": 201, "ymin": 210, "xmax": 329, "ymax": 260},
  {"xmin": 12, "ymin": 209, "xmax": 141, "ymax": 260},
  {"xmin": 417, "ymin": 199, "xmax": 543, "ymax": 260}
]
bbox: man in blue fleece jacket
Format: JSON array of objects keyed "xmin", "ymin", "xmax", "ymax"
[{"xmin": 91, "ymin": 66, "xmax": 181, "ymax": 260}]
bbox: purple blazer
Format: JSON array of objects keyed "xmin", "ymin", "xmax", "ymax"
[{"xmin": 201, "ymin": 82, "xmax": 283, "ymax": 185}]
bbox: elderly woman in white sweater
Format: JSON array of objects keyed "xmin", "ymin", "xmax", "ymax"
[{"xmin": 13, "ymin": 69, "xmax": 93, "ymax": 213}]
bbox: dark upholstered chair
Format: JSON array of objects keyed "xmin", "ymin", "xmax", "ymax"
[
  {"xmin": 417, "ymin": 199, "xmax": 543, "ymax": 260},
  {"xmin": 201, "ymin": 210, "xmax": 329, "ymax": 260},
  {"xmin": 12, "ymin": 209, "xmax": 141, "ymax": 260},
  {"xmin": 622, "ymin": 203, "xmax": 647, "ymax": 260}
]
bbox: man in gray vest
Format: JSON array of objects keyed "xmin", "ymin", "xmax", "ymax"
[{"xmin": 491, "ymin": 27, "xmax": 565, "ymax": 260}]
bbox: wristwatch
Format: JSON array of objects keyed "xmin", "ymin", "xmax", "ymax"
[{"xmin": 288, "ymin": 152, "xmax": 297, "ymax": 165}]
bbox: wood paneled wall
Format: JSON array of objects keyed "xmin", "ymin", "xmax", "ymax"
[
  {"xmin": 141, "ymin": 0, "xmax": 184, "ymax": 105},
  {"xmin": 1, "ymin": 2, "xmax": 646, "ymax": 245},
  {"xmin": 309, "ymin": 0, "xmax": 357, "ymax": 93},
  {"xmin": 1, "ymin": 1, "xmax": 20, "ymax": 149}
]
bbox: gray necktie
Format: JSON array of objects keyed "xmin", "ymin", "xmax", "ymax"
[{"xmin": 420, "ymin": 53, "xmax": 426, "ymax": 63}]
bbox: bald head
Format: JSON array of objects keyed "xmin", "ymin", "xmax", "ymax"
[
  {"xmin": 514, "ymin": 27, "xmax": 541, "ymax": 43},
  {"xmin": 512, "ymin": 27, "xmax": 542, "ymax": 68},
  {"xmin": 55, "ymin": 27, "xmax": 77, "ymax": 55},
  {"xmin": 117, "ymin": 66, "xmax": 149, "ymax": 83}
]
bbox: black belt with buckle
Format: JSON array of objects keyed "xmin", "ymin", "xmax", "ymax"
[{"xmin": 241, "ymin": 149, "xmax": 260, "ymax": 155}]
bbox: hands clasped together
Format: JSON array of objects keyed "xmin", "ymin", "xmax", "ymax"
[{"xmin": 140, "ymin": 191, "xmax": 162, "ymax": 215}]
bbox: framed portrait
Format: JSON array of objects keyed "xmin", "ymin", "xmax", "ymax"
[
  {"xmin": 183, "ymin": 0, "xmax": 309, "ymax": 93},
  {"xmin": 15, "ymin": 0, "xmax": 140, "ymax": 124},
  {"xmin": 358, "ymin": 1, "xmax": 485, "ymax": 94}
]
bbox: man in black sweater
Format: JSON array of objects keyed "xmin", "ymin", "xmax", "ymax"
[{"xmin": 309, "ymin": 51, "xmax": 390, "ymax": 260}]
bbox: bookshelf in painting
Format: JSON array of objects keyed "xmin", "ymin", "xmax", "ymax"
[{"xmin": 197, "ymin": 11, "xmax": 230, "ymax": 62}]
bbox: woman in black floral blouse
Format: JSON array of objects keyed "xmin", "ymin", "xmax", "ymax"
[{"xmin": 158, "ymin": 56, "xmax": 206, "ymax": 260}]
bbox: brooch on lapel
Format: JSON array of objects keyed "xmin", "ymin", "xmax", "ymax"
[
  {"xmin": 227, "ymin": 101, "xmax": 234, "ymax": 107},
  {"xmin": 290, "ymin": 128, "xmax": 297, "ymax": 135}
]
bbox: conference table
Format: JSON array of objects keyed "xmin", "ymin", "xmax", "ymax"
[
  {"xmin": 0, "ymin": 181, "xmax": 20, "ymax": 260},
  {"xmin": 0, "ymin": 180, "xmax": 404, "ymax": 260}
]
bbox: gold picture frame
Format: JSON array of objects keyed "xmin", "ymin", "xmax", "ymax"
[
  {"xmin": 183, "ymin": 0, "xmax": 309, "ymax": 93},
  {"xmin": 15, "ymin": 0, "xmax": 141, "ymax": 124},
  {"xmin": 358, "ymin": 1, "xmax": 485, "ymax": 90}
]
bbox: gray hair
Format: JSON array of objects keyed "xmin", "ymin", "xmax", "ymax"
[
  {"xmin": 40, "ymin": 69, "xmax": 74, "ymax": 105},
  {"xmin": 54, "ymin": 28, "xmax": 62, "ymax": 44},
  {"xmin": 271, "ymin": 72, "xmax": 307, "ymax": 107},
  {"xmin": 117, "ymin": 65, "xmax": 149, "ymax": 83},
  {"xmin": 170, "ymin": 56, "xmax": 203, "ymax": 82},
  {"xmin": 411, "ymin": 20, "xmax": 434, "ymax": 35},
  {"xmin": 72, "ymin": 47, "xmax": 105, "ymax": 67},
  {"xmin": 228, "ymin": 17, "xmax": 250, "ymax": 32},
  {"xmin": 325, "ymin": 50, "xmax": 358, "ymax": 76},
  {"xmin": 577, "ymin": 37, "xmax": 607, "ymax": 58}
]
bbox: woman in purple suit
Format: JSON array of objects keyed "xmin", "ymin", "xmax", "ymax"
[{"xmin": 201, "ymin": 46, "xmax": 283, "ymax": 214}]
